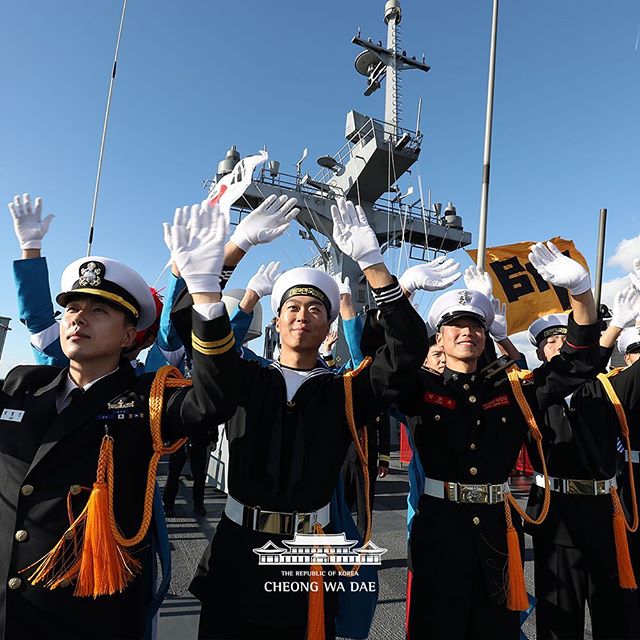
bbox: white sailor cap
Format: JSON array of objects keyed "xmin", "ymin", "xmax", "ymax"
[
  {"xmin": 527, "ymin": 314, "xmax": 569, "ymax": 347},
  {"xmin": 617, "ymin": 326, "xmax": 640, "ymax": 355},
  {"xmin": 271, "ymin": 267, "xmax": 340, "ymax": 323},
  {"xmin": 427, "ymin": 289, "xmax": 494, "ymax": 331},
  {"xmin": 56, "ymin": 256, "xmax": 157, "ymax": 330},
  {"xmin": 222, "ymin": 288, "xmax": 263, "ymax": 343}
]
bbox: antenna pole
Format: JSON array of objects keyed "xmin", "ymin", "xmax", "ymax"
[
  {"xmin": 86, "ymin": 0, "xmax": 128, "ymax": 256},
  {"xmin": 594, "ymin": 207, "xmax": 607, "ymax": 309},
  {"xmin": 476, "ymin": 0, "xmax": 499, "ymax": 271}
]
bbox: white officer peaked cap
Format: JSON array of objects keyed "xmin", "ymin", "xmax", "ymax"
[
  {"xmin": 271, "ymin": 267, "xmax": 340, "ymax": 323},
  {"xmin": 222, "ymin": 288, "xmax": 263, "ymax": 343},
  {"xmin": 56, "ymin": 256, "xmax": 156, "ymax": 330},
  {"xmin": 428, "ymin": 289, "xmax": 494, "ymax": 331},
  {"xmin": 617, "ymin": 326, "xmax": 640, "ymax": 355},
  {"xmin": 527, "ymin": 314, "xmax": 569, "ymax": 347}
]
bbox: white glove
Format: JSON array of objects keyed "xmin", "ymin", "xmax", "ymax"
[
  {"xmin": 8, "ymin": 193, "xmax": 55, "ymax": 250},
  {"xmin": 229, "ymin": 194, "xmax": 300, "ymax": 252},
  {"xmin": 247, "ymin": 261, "xmax": 281, "ymax": 299},
  {"xmin": 163, "ymin": 199, "xmax": 228, "ymax": 294},
  {"xmin": 528, "ymin": 241, "xmax": 591, "ymax": 295},
  {"xmin": 628, "ymin": 258, "xmax": 640, "ymax": 292},
  {"xmin": 463, "ymin": 264, "xmax": 493, "ymax": 298},
  {"xmin": 330, "ymin": 198, "xmax": 382, "ymax": 269},
  {"xmin": 489, "ymin": 297, "xmax": 508, "ymax": 341},
  {"xmin": 610, "ymin": 286, "xmax": 640, "ymax": 329},
  {"xmin": 399, "ymin": 257, "xmax": 461, "ymax": 296},
  {"xmin": 333, "ymin": 274, "xmax": 351, "ymax": 297}
]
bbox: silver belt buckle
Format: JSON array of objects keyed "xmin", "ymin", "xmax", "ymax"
[
  {"xmin": 256, "ymin": 509, "xmax": 281, "ymax": 534},
  {"xmin": 459, "ymin": 484, "xmax": 489, "ymax": 504},
  {"xmin": 489, "ymin": 484, "xmax": 505, "ymax": 504},
  {"xmin": 595, "ymin": 479, "xmax": 610, "ymax": 496},
  {"xmin": 445, "ymin": 482, "xmax": 458, "ymax": 502},
  {"xmin": 256, "ymin": 509, "xmax": 313, "ymax": 535}
]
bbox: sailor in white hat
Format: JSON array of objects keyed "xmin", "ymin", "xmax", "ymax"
[
  {"xmin": 398, "ymin": 241, "xmax": 604, "ymax": 640},
  {"xmin": 617, "ymin": 325, "xmax": 640, "ymax": 366},
  {"xmin": 57, "ymin": 256, "xmax": 157, "ymax": 329},
  {"xmin": 527, "ymin": 313, "xmax": 569, "ymax": 362},
  {"xmin": 189, "ymin": 197, "xmax": 430, "ymax": 639},
  {"xmin": 428, "ymin": 288, "xmax": 495, "ymax": 331},
  {"xmin": 518, "ymin": 266, "xmax": 640, "ymax": 639},
  {"xmin": 271, "ymin": 265, "xmax": 340, "ymax": 322},
  {"xmin": 0, "ymin": 198, "xmax": 243, "ymax": 639}
]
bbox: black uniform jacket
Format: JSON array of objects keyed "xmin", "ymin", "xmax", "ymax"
[
  {"xmin": 397, "ymin": 315, "xmax": 599, "ymax": 606},
  {"xmin": 524, "ymin": 335, "xmax": 624, "ymax": 549},
  {"xmin": 0, "ymin": 311, "xmax": 239, "ymax": 640},
  {"xmin": 189, "ymin": 293, "xmax": 428, "ymax": 627},
  {"xmin": 557, "ymin": 359, "xmax": 640, "ymax": 548}
]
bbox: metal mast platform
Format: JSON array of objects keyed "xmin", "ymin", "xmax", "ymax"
[{"xmin": 206, "ymin": 0, "xmax": 472, "ymax": 361}]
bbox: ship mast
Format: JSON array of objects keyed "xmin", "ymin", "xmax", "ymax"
[{"xmin": 208, "ymin": 0, "xmax": 472, "ymax": 362}]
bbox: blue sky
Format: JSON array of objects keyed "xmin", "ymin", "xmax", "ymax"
[{"xmin": 1, "ymin": 0, "xmax": 639, "ymax": 373}]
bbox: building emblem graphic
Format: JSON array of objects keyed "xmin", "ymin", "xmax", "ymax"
[{"xmin": 253, "ymin": 533, "xmax": 387, "ymax": 566}]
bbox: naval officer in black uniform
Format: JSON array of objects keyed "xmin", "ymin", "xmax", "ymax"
[
  {"xmin": 524, "ymin": 287, "xmax": 640, "ymax": 640},
  {"xmin": 397, "ymin": 241, "xmax": 600, "ymax": 639},
  {"xmin": 0, "ymin": 199, "xmax": 240, "ymax": 640}
]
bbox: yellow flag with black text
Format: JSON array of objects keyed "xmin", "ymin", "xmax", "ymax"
[{"xmin": 466, "ymin": 237, "xmax": 589, "ymax": 335}]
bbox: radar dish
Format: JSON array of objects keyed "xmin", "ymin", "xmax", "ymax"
[
  {"xmin": 355, "ymin": 50, "xmax": 382, "ymax": 77},
  {"xmin": 317, "ymin": 155, "xmax": 338, "ymax": 169}
]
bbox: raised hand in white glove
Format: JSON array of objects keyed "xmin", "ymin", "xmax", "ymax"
[
  {"xmin": 230, "ymin": 194, "xmax": 300, "ymax": 252},
  {"xmin": 528, "ymin": 241, "xmax": 591, "ymax": 295},
  {"xmin": 163, "ymin": 200, "xmax": 228, "ymax": 294},
  {"xmin": 8, "ymin": 193, "xmax": 55, "ymax": 250},
  {"xmin": 489, "ymin": 297, "xmax": 508, "ymax": 341},
  {"xmin": 610, "ymin": 286, "xmax": 640, "ymax": 329},
  {"xmin": 399, "ymin": 257, "xmax": 461, "ymax": 297},
  {"xmin": 333, "ymin": 274, "xmax": 351, "ymax": 297},
  {"xmin": 464, "ymin": 264, "xmax": 493, "ymax": 298},
  {"xmin": 247, "ymin": 261, "xmax": 282, "ymax": 298},
  {"xmin": 330, "ymin": 198, "xmax": 382, "ymax": 269},
  {"xmin": 628, "ymin": 258, "xmax": 640, "ymax": 293}
]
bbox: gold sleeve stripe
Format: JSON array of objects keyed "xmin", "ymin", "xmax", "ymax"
[
  {"xmin": 69, "ymin": 288, "xmax": 139, "ymax": 318},
  {"xmin": 191, "ymin": 332, "xmax": 235, "ymax": 356},
  {"xmin": 192, "ymin": 330, "xmax": 235, "ymax": 349},
  {"xmin": 378, "ymin": 455, "xmax": 391, "ymax": 462}
]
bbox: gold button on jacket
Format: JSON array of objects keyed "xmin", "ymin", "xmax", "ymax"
[{"xmin": 8, "ymin": 577, "xmax": 22, "ymax": 590}]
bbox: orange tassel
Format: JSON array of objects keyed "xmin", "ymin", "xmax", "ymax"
[
  {"xmin": 74, "ymin": 481, "xmax": 141, "ymax": 597},
  {"xmin": 24, "ymin": 436, "xmax": 141, "ymax": 597},
  {"xmin": 23, "ymin": 522, "xmax": 85, "ymax": 590},
  {"xmin": 505, "ymin": 524, "xmax": 528, "ymax": 611},
  {"xmin": 612, "ymin": 504, "xmax": 637, "ymax": 590},
  {"xmin": 306, "ymin": 564, "xmax": 325, "ymax": 640}
]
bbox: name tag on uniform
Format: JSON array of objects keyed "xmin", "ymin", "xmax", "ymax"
[
  {"xmin": 482, "ymin": 394, "xmax": 510, "ymax": 410},
  {"xmin": 1, "ymin": 408, "xmax": 25, "ymax": 422},
  {"xmin": 423, "ymin": 392, "xmax": 456, "ymax": 410}
]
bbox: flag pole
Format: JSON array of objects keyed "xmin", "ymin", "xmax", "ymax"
[
  {"xmin": 86, "ymin": 0, "xmax": 128, "ymax": 256},
  {"xmin": 594, "ymin": 207, "xmax": 608, "ymax": 309},
  {"xmin": 476, "ymin": 0, "xmax": 499, "ymax": 271}
]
